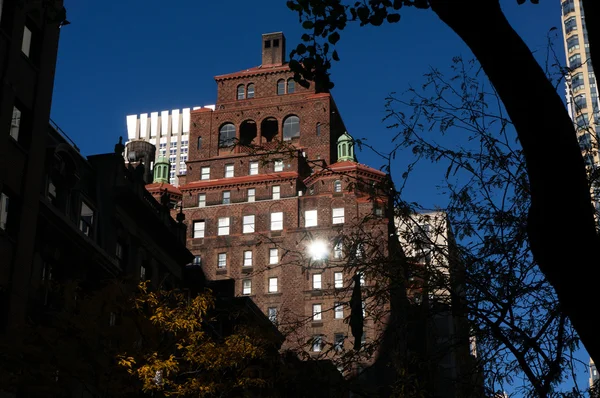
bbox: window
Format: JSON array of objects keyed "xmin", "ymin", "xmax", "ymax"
[
  {"xmin": 312, "ymin": 335, "xmax": 323, "ymax": 352},
  {"xmin": 572, "ymin": 72, "xmax": 585, "ymax": 92},
  {"xmin": 218, "ymin": 253, "xmax": 227, "ymax": 268},
  {"xmin": 567, "ymin": 35, "xmax": 580, "ymax": 53},
  {"xmin": 198, "ymin": 194, "xmax": 206, "ymax": 207},
  {"xmin": 334, "ymin": 272, "xmax": 343, "ymax": 288},
  {"xmin": 332, "ymin": 208, "xmax": 345, "ymax": 224},
  {"xmin": 116, "ymin": 241, "xmax": 123, "ymax": 260},
  {"xmin": 271, "ymin": 212, "xmax": 283, "ymax": 231},
  {"xmin": 574, "ymin": 93, "xmax": 587, "ymax": 109},
  {"xmin": 237, "ymin": 84, "xmax": 245, "ymax": 100},
  {"xmin": 569, "ymin": 53, "xmax": 582, "ymax": 69},
  {"xmin": 273, "ymin": 39, "xmax": 279, "ymax": 47},
  {"xmin": 312, "ymin": 274, "xmax": 322, "ymax": 290},
  {"xmin": 247, "ymin": 83, "xmax": 255, "ymax": 99},
  {"xmin": 268, "ymin": 277, "xmax": 278, "ymax": 293},
  {"xmin": 109, "ymin": 312, "xmax": 116, "ymax": 327},
  {"xmin": 264, "ymin": 40, "xmax": 271, "ymax": 48},
  {"xmin": 242, "ymin": 279, "xmax": 252, "ymax": 295},
  {"xmin": 564, "ymin": 16, "xmax": 577, "ymax": 34},
  {"xmin": 247, "ymin": 188, "xmax": 256, "ymax": 202},
  {"xmin": 22, "ymin": 25, "xmax": 32, "ymax": 57},
  {"xmin": 140, "ymin": 265, "xmax": 146, "ymax": 281},
  {"xmin": 359, "ymin": 272, "xmax": 366, "ymax": 286},
  {"xmin": 274, "ymin": 159, "xmax": 284, "ymax": 172},
  {"xmin": 243, "ymin": 250, "xmax": 253, "ymax": 267},
  {"xmin": 287, "ymin": 78, "xmax": 295, "ymax": 94},
  {"xmin": 334, "ymin": 333, "xmax": 344, "ymax": 352},
  {"xmin": 219, "ymin": 123, "xmax": 236, "ymax": 147},
  {"xmin": 193, "ymin": 255, "xmax": 202, "ymax": 265},
  {"xmin": 193, "ymin": 221, "xmax": 205, "ymax": 238},
  {"xmin": 218, "ymin": 217, "xmax": 230, "ymax": 235},
  {"xmin": 283, "ymin": 115, "xmax": 300, "ymax": 140},
  {"xmin": 249, "ymin": 161, "xmax": 259, "ymax": 175},
  {"xmin": 222, "ymin": 191, "xmax": 231, "ymax": 204},
  {"xmin": 225, "ymin": 163, "xmax": 234, "ymax": 178},
  {"xmin": 334, "ymin": 303, "xmax": 344, "ymax": 319},
  {"xmin": 10, "ymin": 106, "xmax": 21, "ymax": 141},
  {"xmin": 80, "ymin": 201, "xmax": 94, "ymax": 237},
  {"xmin": 197, "ymin": 137, "xmax": 202, "ymax": 149},
  {"xmin": 268, "ymin": 307, "xmax": 277, "ymax": 323},
  {"xmin": 562, "ymin": 0, "xmax": 575, "ymax": 15},
  {"xmin": 269, "ymin": 248, "xmax": 278, "ymax": 264},
  {"xmin": 243, "ymin": 215, "xmax": 255, "ymax": 233},
  {"xmin": 272, "ymin": 185, "xmax": 280, "ymax": 200},
  {"xmin": 334, "ymin": 180, "xmax": 341, "ymax": 193},
  {"xmin": 0, "ymin": 192, "xmax": 9, "ymax": 231},
  {"xmin": 334, "ymin": 242, "xmax": 343, "ymax": 259},
  {"xmin": 277, "ymin": 79, "xmax": 285, "ymax": 95},
  {"xmin": 313, "ymin": 304, "xmax": 322, "ymax": 321},
  {"xmin": 576, "ymin": 113, "xmax": 589, "ymax": 129},
  {"xmin": 201, "ymin": 167, "xmax": 210, "ymax": 180},
  {"xmin": 316, "ymin": 123, "xmax": 321, "ymax": 137},
  {"xmin": 305, "ymin": 210, "xmax": 318, "ymax": 227}
]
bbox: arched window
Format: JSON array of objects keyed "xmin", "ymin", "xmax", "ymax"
[
  {"xmin": 277, "ymin": 79, "xmax": 285, "ymax": 95},
  {"xmin": 334, "ymin": 180, "xmax": 342, "ymax": 193},
  {"xmin": 237, "ymin": 85, "xmax": 245, "ymax": 100},
  {"xmin": 247, "ymin": 83, "xmax": 255, "ymax": 99},
  {"xmin": 283, "ymin": 116, "xmax": 300, "ymax": 140},
  {"xmin": 316, "ymin": 123, "xmax": 321, "ymax": 136},
  {"xmin": 287, "ymin": 78, "xmax": 295, "ymax": 94},
  {"xmin": 219, "ymin": 123, "xmax": 236, "ymax": 147},
  {"xmin": 341, "ymin": 143, "xmax": 347, "ymax": 157}
]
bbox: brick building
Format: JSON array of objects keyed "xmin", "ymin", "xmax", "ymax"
[{"xmin": 177, "ymin": 32, "xmax": 391, "ymax": 356}]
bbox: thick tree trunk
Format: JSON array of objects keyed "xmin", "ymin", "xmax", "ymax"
[
  {"xmin": 581, "ymin": 0, "xmax": 599, "ymax": 79},
  {"xmin": 430, "ymin": 0, "xmax": 600, "ymax": 365}
]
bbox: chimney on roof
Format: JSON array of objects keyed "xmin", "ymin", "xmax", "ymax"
[{"xmin": 261, "ymin": 32, "xmax": 286, "ymax": 67}]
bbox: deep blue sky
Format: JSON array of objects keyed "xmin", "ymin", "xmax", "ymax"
[{"xmin": 49, "ymin": 1, "xmax": 589, "ymax": 393}]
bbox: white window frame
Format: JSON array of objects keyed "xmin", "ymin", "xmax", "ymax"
[
  {"xmin": 274, "ymin": 159, "xmax": 284, "ymax": 172},
  {"xmin": 268, "ymin": 277, "xmax": 278, "ymax": 293},
  {"xmin": 272, "ymin": 185, "xmax": 280, "ymax": 200},
  {"xmin": 249, "ymin": 161, "xmax": 259, "ymax": 175},
  {"xmin": 225, "ymin": 163, "xmax": 234, "ymax": 178},
  {"xmin": 218, "ymin": 253, "xmax": 227, "ymax": 268},
  {"xmin": 312, "ymin": 274, "xmax": 322, "ymax": 290},
  {"xmin": 305, "ymin": 210, "xmax": 318, "ymax": 228},
  {"xmin": 218, "ymin": 217, "xmax": 230, "ymax": 236},
  {"xmin": 271, "ymin": 212, "xmax": 283, "ymax": 231},
  {"xmin": 334, "ymin": 272, "xmax": 343, "ymax": 289},
  {"xmin": 201, "ymin": 167, "xmax": 210, "ymax": 180},
  {"xmin": 243, "ymin": 250, "xmax": 253, "ymax": 267},
  {"xmin": 242, "ymin": 279, "xmax": 252, "ymax": 295},
  {"xmin": 247, "ymin": 188, "xmax": 256, "ymax": 202},
  {"xmin": 243, "ymin": 215, "xmax": 255, "ymax": 234},
  {"xmin": 312, "ymin": 304, "xmax": 322, "ymax": 321},
  {"xmin": 198, "ymin": 193, "xmax": 206, "ymax": 207},
  {"xmin": 269, "ymin": 248, "xmax": 279, "ymax": 264},
  {"xmin": 332, "ymin": 208, "xmax": 345, "ymax": 224},
  {"xmin": 193, "ymin": 221, "xmax": 205, "ymax": 238},
  {"xmin": 334, "ymin": 303, "xmax": 344, "ymax": 319}
]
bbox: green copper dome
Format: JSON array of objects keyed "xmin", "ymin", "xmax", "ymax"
[
  {"xmin": 337, "ymin": 132, "xmax": 356, "ymax": 162},
  {"xmin": 153, "ymin": 155, "xmax": 170, "ymax": 184}
]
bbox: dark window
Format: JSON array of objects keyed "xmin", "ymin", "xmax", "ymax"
[
  {"xmin": 79, "ymin": 201, "xmax": 94, "ymax": 237},
  {"xmin": 219, "ymin": 123, "xmax": 236, "ymax": 147},
  {"xmin": 569, "ymin": 53, "xmax": 582, "ymax": 69},
  {"xmin": 237, "ymin": 84, "xmax": 245, "ymax": 100},
  {"xmin": 567, "ymin": 35, "xmax": 580, "ymax": 52},
  {"xmin": 574, "ymin": 93, "xmax": 587, "ymax": 109},
  {"xmin": 572, "ymin": 72, "xmax": 585, "ymax": 91},
  {"xmin": 576, "ymin": 113, "xmax": 589, "ymax": 129},
  {"xmin": 562, "ymin": 0, "xmax": 575, "ymax": 15},
  {"xmin": 564, "ymin": 16, "xmax": 577, "ymax": 34},
  {"xmin": 283, "ymin": 115, "xmax": 300, "ymax": 140},
  {"xmin": 316, "ymin": 123, "xmax": 321, "ymax": 136},
  {"xmin": 273, "ymin": 39, "xmax": 279, "ymax": 47},
  {"xmin": 277, "ymin": 79, "xmax": 285, "ymax": 95},
  {"xmin": 287, "ymin": 78, "xmax": 295, "ymax": 94},
  {"xmin": 264, "ymin": 40, "xmax": 271, "ymax": 49},
  {"xmin": 197, "ymin": 136, "xmax": 202, "ymax": 149},
  {"xmin": 247, "ymin": 83, "xmax": 255, "ymax": 99}
]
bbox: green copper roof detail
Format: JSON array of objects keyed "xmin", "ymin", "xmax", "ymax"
[
  {"xmin": 337, "ymin": 132, "xmax": 356, "ymax": 162},
  {"xmin": 153, "ymin": 155, "xmax": 170, "ymax": 184}
]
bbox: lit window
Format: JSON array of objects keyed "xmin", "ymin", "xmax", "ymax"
[
  {"xmin": 283, "ymin": 115, "xmax": 300, "ymax": 140},
  {"xmin": 334, "ymin": 303, "xmax": 344, "ymax": 319},
  {"xmin": 218, "ymin": 217, "xmax": 230, "ymax": 236},
  {"xmin": 287, "ymin": 78, "xmax": 295, "ymax": 94},
  {"xmin": 237, "ymin": 84, "xmax": 245, "ymax": 100},
  {"xmin": 243, "ymin": 215, "xmax": 255, "ymax": 234},
  {"xmin": 242, "ymin": 279, "xmax": 252, "ymax": 295},
  {"xmin": 268, "ymin": 307, "xmax": 277, "ymax": 323},
  {"xmin": 219, "ymin": 123, "xmax": 236, "ymax": 148},
  {"xmin": 268, "ymin": 277, "xmax": 278, "ymax": 293},
  {"xmin": 271, "ymin": 212, "xmax": 283, "ymax": 231},
  {"xmin": 10, "ymin": 107, "xmax": 21, "ymax": 141},
  {"xmin": 218, "ymin": 253, "xmax": 227, "ymax": 268},
  {"xmin": 334, "ymin": 180, "xmax": 342, "ymax": 193},
  {"xmin": 222, "ymin": 191, "xmax": 231, "ymax": 204},
  {"xmin": 247, "ymin": 83, "xmax": 255, "ymax": 99},
  {"xmin": 193, "ymin": 221, "xmax": 205, "ymax": 238},
  {"xmin": 274, "ymin": 159, "xmax": 284, "ymax": 172},
  {"xmin": 312, "ymin": 304, "xmax": 322, "ymax": 321},
  {"xmin": 272, "ymin": 185, "xmax": 280, "ymax": 200},
  {"xmin": 243, "ymin": 250, "xmax": 253, "ymax": 267},
  {"xmin": 80, "ymin": 201, "xmax": 94, "ymax": 237},
  {"xmin": 201, "ymin": 167, "xmax": 210, "ymax": 180},
  {"xmin": 277, "ymin": 79, "xmax": 285, "ymax": 95},
  {"xmin": 334, "ymin": 272, "xmax": 343, "ymax": 288},
  {"xmin": 249, "ymin": 161, "xmax": 259, "ymax": 175},
  {"xmin": 332, "ymin": 208, "xmax": 345, "ymax": 224},
  {"xmin": 334, "ymin": 242, "xmax": 343, "ymax": 259},
  {"xmin": 198, "ymin": 193, "xmax": 206, "ymax": 207},
  {"xmin": 22, "ymin": 25, "xmax": 32, "ymax": 57},
  {"xmin": 225, "ymin": 164, "xmax": 234, "ymax": 178},
  {"xmin": 247, "ymin": 188, "xmax": 256, "ymax": 202},
  {"xmin": 269, "ymin": 248, "xmax": 278, "ymax": 264},
  {"xmin": 305, "ymin": 210, "xmax": 317, "ymax": 227},
  {"xmin": 0, "ymin": 193, "xmax": 9, "ymax": 231},
  {"xmin": 312, "ymin": 274, "xmax": 322, "ymax": 290},
  {"xmin": 312, "ymin": 335, "xmax": 323, "ymax": 352}
]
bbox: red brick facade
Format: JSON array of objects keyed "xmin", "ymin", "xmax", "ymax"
[{"xmin": 179, "ymin": 33, "xmax": 390, "ymax": 356}]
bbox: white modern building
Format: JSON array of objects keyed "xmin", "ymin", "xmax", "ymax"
[{"xmin": 125, "ymin": 105, "xmax": 215, "ymax": 186}]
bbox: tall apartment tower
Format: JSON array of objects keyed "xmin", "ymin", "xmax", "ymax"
[{"xmin": 178, "ymin": 32, "xmax": 391, "ymax": 356}]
